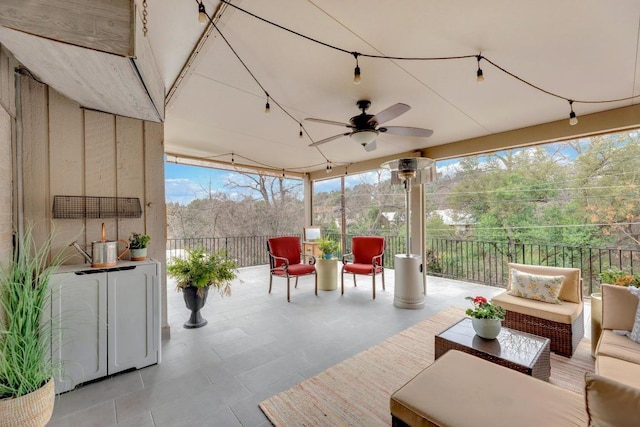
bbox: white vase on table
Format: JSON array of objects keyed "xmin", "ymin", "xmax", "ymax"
[{"xmin": 471, "ymin": 317, "xmax": 502, "ymax": 339}]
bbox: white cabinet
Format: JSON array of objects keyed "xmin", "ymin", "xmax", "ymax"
[
  {"xmin": 49, "ymin": 270, "xmax": 108, "ymax": 392},
  {"xmin": 48, "ymin": 260, "xmax": 161, "ymax": 394}
]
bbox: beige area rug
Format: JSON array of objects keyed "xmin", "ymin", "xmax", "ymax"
[{"xmin": 259, "ymin": 307, "xmax": 595, "ymax": 426}]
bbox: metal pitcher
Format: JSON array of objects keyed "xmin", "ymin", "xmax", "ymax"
[{"xmin": 71, "ymin": 223, "xmax": 129, "ymax": 268}]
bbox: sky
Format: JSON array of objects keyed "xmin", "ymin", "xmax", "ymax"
[{"xmin": 165, "ymin": 162, "xmax": 237, "ymax": 204}]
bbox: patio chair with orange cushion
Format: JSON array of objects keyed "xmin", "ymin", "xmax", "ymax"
[
  {"xmin": 341, "ymin": 236, "xmax": 386, "ymax": 299},
  {"xmin": 267, "ymin": 236, "xmax": 317, "ymax": 302}
]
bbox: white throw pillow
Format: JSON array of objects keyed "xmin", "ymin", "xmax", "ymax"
[
  {"xmin": 626, "ymin": 286, "xmax": 640, "ymax": 344},
  {"xmin": 509, "ymin": 269, "xmax": 564, "ymax": 304}
]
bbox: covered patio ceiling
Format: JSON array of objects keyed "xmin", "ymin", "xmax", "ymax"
[{"xmin": 152, "ymin": 1, "xmax": 640, "ymax": 175}]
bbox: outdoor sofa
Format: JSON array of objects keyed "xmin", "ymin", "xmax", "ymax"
[
  {"xmin": 491, "ymin": 262, "xmax": 584, "ymax": 357},
  {"xmin": 390, "ymin": 281, "xmax": 640, "ymax": 426}
]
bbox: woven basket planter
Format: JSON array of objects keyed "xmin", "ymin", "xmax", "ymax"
[{"xmin": 0, "ymin": 378, "xmax": 55, "ymax": 427}]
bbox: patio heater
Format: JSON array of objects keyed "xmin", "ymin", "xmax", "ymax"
[{"xmin": 381, "ymin": 157, "xmax": 435, "ymax": 309}]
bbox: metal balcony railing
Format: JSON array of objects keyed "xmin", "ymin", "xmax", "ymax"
[{"xmin": 167, "ymin": 235, "xmax": 640, "ymax": 296}]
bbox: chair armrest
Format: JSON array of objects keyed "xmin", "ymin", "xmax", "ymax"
[
  {"xmin": 302, "ymin": 253, "xmax": 316, "ymax": 265},
  {"xmin": 601, "ymin": 284, "xmax": 639, "ymax": 331},
  {"xmin": 342, "ymin": 252, "xmax": 353, "ymax": 264},
  {"xmin": 372, "ymin": 253, "xmax": 383, "ymax": 266},
  {"xmin": 268, "ymin": 253, "xmax": 290, "ymax": 269}
]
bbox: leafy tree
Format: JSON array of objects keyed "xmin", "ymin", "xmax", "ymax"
[
  {"xmin": 571, "ymin": 132, "xmax": 640, "ymax": 248},
  {"xmin": 442, "ymin": 146, "xmax": 592, "ymax": 246},
  {"xmin": 167, "ymin": 172, "xmax": 303, "ymax": 239}
]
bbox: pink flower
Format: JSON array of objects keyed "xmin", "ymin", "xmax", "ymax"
[
  {"xmin": 473, "ymin": 296, "xmax": 487, "ymax": 305},
  {"xmin": 465, "ymin": 295, "xmax": 505, "ymax": 320}
]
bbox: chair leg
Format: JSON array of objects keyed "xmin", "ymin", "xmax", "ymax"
[
  {"xmin": 353, "ymin": 274, "xmax": 357, "ymax": 287},
  {"xmin": 287, "ymin": 277, "xmax": 291, "ymax": 302},
  {"xmin": 295, "ymin": 276, "xmax": 299, "ymax": 288},
  {"xmin": 382, "ymin": 268, "xmax": 385, "ymax": 290},
  {"xmin": 341, "ymin": 269, "xmax": 345, "ymax": 295},
  {"xmin": 314, "ymin": 274, "xmax": 318, "ymax": 296},
  {"xmin": 372, "ymin": 273, "xmax": 376, "ymax": 300},
  {"xmin": 269, "ymin": 274, "xmax": 273, "ymax": 294}
]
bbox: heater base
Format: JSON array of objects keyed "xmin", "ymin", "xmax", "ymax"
[{"xmin": 393, "ymin": 254, "xmax": 425, "ymax": 309}]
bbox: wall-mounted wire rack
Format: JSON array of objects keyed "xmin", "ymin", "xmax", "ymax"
[{"xmin": 52, "ymin": 195, "xmax": 142, "ymax": 219}]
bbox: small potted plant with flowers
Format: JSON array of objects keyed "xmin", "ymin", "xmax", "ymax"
[{"xmin": 465, "ymin": 295, "xmax": 506, "ymax": 339}]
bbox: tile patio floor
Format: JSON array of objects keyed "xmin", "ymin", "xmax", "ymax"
[{"xmin": 47, "ymin": 264, "xmax": 592, "ymax": 427}]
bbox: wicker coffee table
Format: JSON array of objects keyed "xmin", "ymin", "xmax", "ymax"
[{"xmin": 435, "ymin": 318, "xmax": 551, "ymax": 381}]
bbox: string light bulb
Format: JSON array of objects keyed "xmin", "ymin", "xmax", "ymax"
[
  {"xmin": 231, "ymin": 153, "xmax": 235, "ymax": 165},
  {"xmin": 282, "ymin": 169, "xmax": 285, "ymax": 178},
  {"xmin": 198, "ymin": 2, "xmax": 208, "ymax": 25},
  {"xmin": 265, "ymin": 94, "xmax": 271, "ymax": 114},
  {"xmin": 476, "ymin": 54, "xmax": 484, "ymax": 82},
  {"xmin": 568, "ymin": 100, "xmax": 578, "ymax": 125},
  {"xmin": 326, "ymin": 161, "xmax": 332, "ymax": 174},
  {"xmin": 299, "ymin": 123, "xmax": 303, "ymax": 139},
  {"xmin": 353, "ymin": 53, "xmax": 361, "ymax": 85}
]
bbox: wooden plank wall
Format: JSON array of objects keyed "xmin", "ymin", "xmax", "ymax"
[
  {"xmin": 19, "ymin": 75, "xmax": 168, "ymax": 329},
  {"xmin": 0, "ymin": 46, "xmax": 16, "ymax": 265}
]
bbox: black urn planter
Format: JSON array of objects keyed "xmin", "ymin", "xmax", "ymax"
[{"xmin": 182, "ymin": 285, "xmax": 209, "ymax": 329}]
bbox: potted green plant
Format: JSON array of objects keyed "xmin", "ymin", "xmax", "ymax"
[
  {"xmin": 0, "ymin": 226, "xmax": 66, "ymax": 426},
  {"xmin": 167, "ymin": 247, "xmax": 238, "ymax": 329},
  {"xmin": 317, "ymin": 237, "xmax": 339, "ymax": 259},
  {"xmin": 599, "ymin": 267, "xmax": 640, "ymax": 288},
  {"xmin": 129, "ymin": 232, "xmax": 151, "ymax": 261},
  {"xmin": 465, "ymin": 295, "xmax": 506, "ymax": 339}
]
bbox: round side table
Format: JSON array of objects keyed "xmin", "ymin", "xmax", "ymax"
[{"xmin": 316, "ymin": 258, "xmax": 338, "ymax": 291}]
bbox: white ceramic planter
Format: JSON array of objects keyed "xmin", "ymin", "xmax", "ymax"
[
  {"xmin": 471, "ymin": 317, "xmax": 502, "ymax": 339},
  {"xmin": 130, "ymin": 248, "xmax": 147, "ymax": 261}
]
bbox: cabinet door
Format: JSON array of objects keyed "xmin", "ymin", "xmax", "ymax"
[
  {"xmin": 107, "ymin": 263, "xmax": 159, "ymax": 374},
  {"xmin": 49, "ymin": 271, "xmax": 108, "ymax": 393}
]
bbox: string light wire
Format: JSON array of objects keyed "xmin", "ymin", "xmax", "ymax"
[
  {"xmin": 194, "ymin": 0, "xmax": 328, "ymax": 166},
  {"xmin": 217, "ymin": 0, "xmax": 640, "ymax": 106}
]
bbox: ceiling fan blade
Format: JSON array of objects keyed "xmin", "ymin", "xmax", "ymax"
[
  {"xmin": 369, "ymin": 103, "xmax": 410, "ymax": 125},
  {"xmin": 363, "ymin": 140, "xmax": 377, "ymax": 152},
  {"xmin": 305, "ymin": 118, "xmax": 352, "ymax": 128},
  {"xmin": 308, "ymin": 132, "xmax": 351, "ymax": 147},
  {"xmin": 380, "ymin": 126, "xmax": 433, "ymax": 137}
]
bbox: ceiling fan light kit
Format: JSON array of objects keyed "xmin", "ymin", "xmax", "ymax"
[{"xmin": 350, "ymin": 129, "xmax": 378, "ymax": 146}]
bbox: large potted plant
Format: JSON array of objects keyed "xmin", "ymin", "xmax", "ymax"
[
  {"xmin": 0, "ymin": 226, "xmax": 65, "ymax": 427},
  {"xmin": 167, "ymin": 247, "xmax": 238, "ymax": 329},
  {"xmin": 128, "ymin": 232, "xmax": 151, "ymax": 261}
]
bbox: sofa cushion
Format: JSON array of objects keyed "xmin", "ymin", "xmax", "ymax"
[
  {"xmin": 584, "ymin": 373, "xmax": 640, "ymax": 427},
  {"xmin": 390, "ymin": 350, "xmax": 586, "ymax": 427},
  {"xmin": 601, "ymin": 284, "xmax": 639, "ymax": 331},
  {"xmin": 508, "ymin": 263, "xmax": 581, "ymax": 303},
  {"xmin": 626, "ymin": 286, "xmax": 640, "ymax": 343},
  {"xmin": 492, "ymin": 291, "xmax": 581, "ymax": 323},
  {"xmin": 596, "ymin": 330, "xmax": 640, "ymax": 365},
  {"xmin": 595, "ymin": 354, "xmax": 640, "ymax": 390},
  {"xmin": 509, "ymin": 269, "xmax": 564, "ymax": 304}
]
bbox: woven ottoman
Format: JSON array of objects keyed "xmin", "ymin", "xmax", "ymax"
[{"xmin": 390, "ymin": 350, "xmax": 586, "ymax": 427}]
